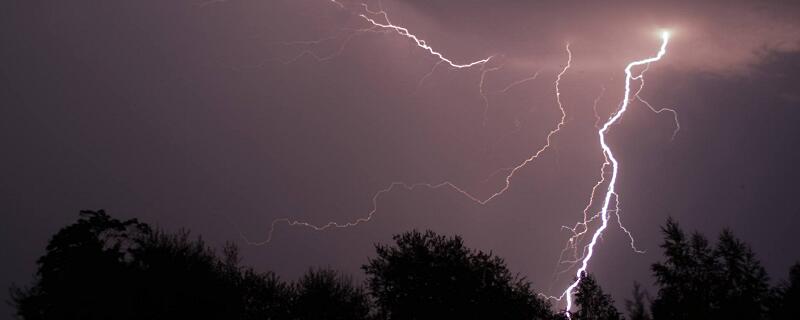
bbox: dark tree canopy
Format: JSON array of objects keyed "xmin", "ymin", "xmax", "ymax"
[
  {"xmin": 650, "ymin": 217, "xmax": 771, "ymax": 320},
  {"xmin": 770, "ymin": 262, "xmax": 800, "ymax": 320},
  {"xmin": 128, "ymin": 230, "xmax": 249, "ymax": 319},
  {"xmin": 715, "ymin": 229, "xmax": 771, "ymax": 318},
  {"xmin": 650, "ymin": 218, "xmax": 717, "ymax": 320},
  {"xmin": 14, "ymin": 211, "xmax": 800, "ymax": 320},
  {"xmin": 10, "ymin": 210, "xmax": 292, "ymax": 320},
  {"xmin": 10, "ymin": 210, "xmax": 149, "ymax": 319},
  {"xmin": 572, "ymin": 273, "xmax": 621, "ymax": 320},
  {"xmin": 236, "ymin": 267, "xmax": 293, "ymax": 320},
  {"xmin": 362, "ymin": 230, "xmax": 557, "ymax": 320},
  {"xmin": 291, "ymin": 268, "xmax": 372, "ymax": 320}
]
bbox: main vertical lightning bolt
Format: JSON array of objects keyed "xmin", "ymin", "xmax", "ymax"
[{"xmin": 559, "ymin": 31, "xmax": 670, "ymax": 315}]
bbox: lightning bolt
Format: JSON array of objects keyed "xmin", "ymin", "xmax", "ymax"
[
  {"xmin": 235, "ymin": 1, "xmax": 678, "ymax": 316},
  {"xmin": 277, "ymin": 1, "xmax": 493, "ymax": 69},
  {"xmin": 557, "ymin": 31, "xmax": 670, "ymax": 315},
  {"xmin": 247, "ymin": 43, "xmax": 572, "ymax": 245},
  {"xmin": 243, "ymin": 1, "xmax": 574, "ymax": 246},
  {"xmin": 592, "ymin": 85, "xmax": 607, "ymax": 129},
  {"xmin": 355, "ymin": 11, "xmax": 493, "ymax": 69}
]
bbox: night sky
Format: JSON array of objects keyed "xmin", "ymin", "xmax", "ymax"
[{"xmin": 3, "ymin": 0, "xmax": 800, "ymax": 316}]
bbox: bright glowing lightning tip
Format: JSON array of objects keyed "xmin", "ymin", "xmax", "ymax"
[{"xmin": 659, "ymin": 30, "xmax": 671, "ymax": 40}]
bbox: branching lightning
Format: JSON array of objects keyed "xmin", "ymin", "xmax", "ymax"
[
  {"xmin": 246, "ymin": 0, "xmax": 573, "ymax": 246},
  {"xmin": 355, "ymin": 12, "xmax": 493, "ymax": 69},
  {"xmin": 237, "ymin": 0, "xmax": 679, "ymax": 315},
  {"xmin": 248, "ymin": 43, "xmax": 573, "ymax": 246},
  {"xmin": 557, "ymin": 31, "xmax": 671, "ymax": 314},
  {"xmin": 278, "ymin": 0, "xmax": 493, "ymax": 69},
  {"xmin": 592, "ymin": 85, "xmax": 607, "ymax": 129}
]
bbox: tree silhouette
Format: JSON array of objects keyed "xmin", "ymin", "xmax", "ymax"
[
  {"xmin": 769, "ymin": 262, "xmax": 800, "ymax": 319},
  {"xmin": 10, "ymin": 210, "xmax": 293, "ymax": 320},
  {"xmin": 291, "ymin": 268, "xmax": 372, "ymax": 320},
  {"xmin": 624, "ymin": 282, "xmax": 651, "ymax": 320},
  {"xmin": 236, "ymin": 267, "xmax": 293, "ymax": 320},
  {"xmin": 715, "ymin": 229, "xmax": 771, "ymax": 319},
  {"xmin": 128, "ymin": 230, "xmax": 245, "ymax": 319},
  {"xmin": 10, "ymin": 210, "xmax": 149, "ymax": 320},
  {"xmin": 571, "ymin": 273, "xmax": 621, "ymax": 320},
  {"xmin": 362, "ymin": 230, "xmax": 557, "ymax": 320},
  {"xmin": 20, "ymin": 211, "xmax": 799, "ymax": 320},
  {"xmin": 650, "ymin": 218, "xmax": 718, "ymax": 319},
  {"xmin": 650, "ymin": 217, "xmax": 771, "ymax": 320}
]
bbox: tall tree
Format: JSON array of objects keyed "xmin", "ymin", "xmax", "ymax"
[
  {"xmin": 714, "ymin": 229, "xmax": 771, "ymax": 319},
  {"xmin": 651, "ymin": 218, "xmax": 720, "ymax": 319},
  {"xmin": 650, "ymin": 218, "xmax": 771, "ymax": 320},
  {"xmin": 572, "ymin": 273, "xmax": 621, "ymax": 320},
  {"xmin": 624, "ymin": 282, "xmax": 651, "ymax": 320},
  {"xmin": 362, "ymin": 230, "xmax": 557, "ymax": 320}
]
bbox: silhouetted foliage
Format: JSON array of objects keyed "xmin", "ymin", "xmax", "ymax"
[
  {"xmin": 769, "ymin": 262, "xmax": 800, "ymax": 320},
  {"xmin": 624, "ymin": 282, "xmax": 651, "ymax": 320},
  {"xmin": 10, "ymin": 210, "xmax": 149, "ymax": 320},
  {"xmin": 650, "ymin": 218, "xmax": 716, "ymax": 319},
  {"xmin": 17, "ymin": 211, "xmax": 800, "ymax": 320},
  {"xmin": 236, "ymin": 266, "xmax": 293, "ymax": 320},
  {"xmin": 127, "ymin": 230, "xmax": 243, "ymax": 319},
  {"xmin": 715, "ymin": 229, "xmax": 771, "ymax": 318},
  {"xmin": 291, "ymin": 268, "xmax": 372, "ymax": 320},
  {"xmin": 10, "ymin": 210, "xmax": 292, "ymax": 320},
  {"xmin": 571, "ymin": 273, "xmax": 621, "ymax": 320},
  {"xmin": 650, "ymin": 217, "xmax": 771, "ymax": 320},
  {"xmin": 362, "ymin": 230, "xmax": 557, "ymax": 320}
]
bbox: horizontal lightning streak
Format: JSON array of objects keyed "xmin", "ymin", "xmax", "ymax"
[
  {"xmin": 497, "ymin": 71, "xmax": 542, "ymax": 94},
  {"xmin": 247, "ymin": 44, "xmax": 573, "ymax": 245},
  {"xmin": 355, "ymin": 13, "xmax": 493, "ymax": 68},
  {"xmin": 283, "ymin": 1, "xmax": 493, "ymax": 69}
]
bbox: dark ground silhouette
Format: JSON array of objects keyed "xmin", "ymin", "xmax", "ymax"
[
  {"xmin": 9, "ymin": 210, "xmax": 800, "ymax": 319},
  {"xmin": 362, "ymin": 230, "xmax": 559, "ymax": 319}
]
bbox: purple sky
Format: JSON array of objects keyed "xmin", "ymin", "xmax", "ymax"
[{"xmin": 2, "ymin": 0, "xmax": 800, "ymax": 316}]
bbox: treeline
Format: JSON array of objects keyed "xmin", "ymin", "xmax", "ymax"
[{"xmin": 9, "ymin": 211, "xmax": 800, "ymax": 319}]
